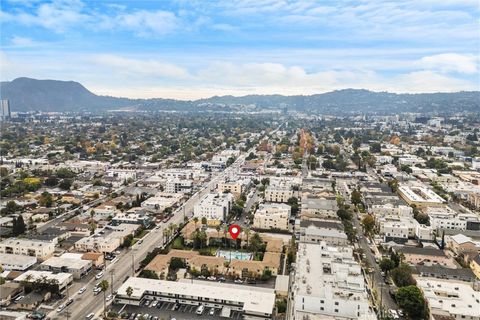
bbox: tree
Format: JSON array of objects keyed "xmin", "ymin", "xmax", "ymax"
[
  {"xmin": 169, "ymin": 257, "xmax": 186, "ymax": 270},
  {"xmin": 249, "ymin": 233, "xmax": 263, "ymax": 257},
  {"xmin": 126, "ymin": 286, "xmax": 133, "ymax": 300},
  {"xmin": 99, "ymin": 280, "xmax": 109, "ymax": 318},
  {"xmin": 39, "ymin": 191, "xmax": 53, "ymax": 207},
  {"xmin": 244, "ymin": 227, "xmax": 251, "ymax": 248},
  {"xmin": 201, "ymin": 217, "xmax": 207, "ymax": 226},
  {"xmin": 370, "ymin": 142, "xmax": 382, "ymax": 153},
  {"xmin": 12, "ymin": 216, "xmax": 26, "ymax": 236},
  {"xmin": 361, "ymin": 215, "xmax": 375, "ymax": 236},
  {"xmin": 395, "ymin": 285, "xmax": 428, "ymax": 319},
  {"xmin": 391, "ymin": 263, "xmax": 416, "ymax": 287},
  {"xmin": 58, "ymin": 179, "xmax": 72, "ymax": 190},
  {"xmin": 351, "ymin": 189, "xmax": 362, "ymax": 206},
  {"xmin": 139, "ymin": 270, "xmax": 159, "ymax": 279},
  {"xmin": 379, "ymin": 258, "xmax": 396, "ymax": 274},
  {"xmin": 193, "ymin": 217, "xmax": 199, "ymax": 230}
]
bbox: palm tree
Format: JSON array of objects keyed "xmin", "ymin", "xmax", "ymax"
[
  {"xmin": 244, "ymin": 227, "xmax": 251, "ymax": 249},
  {"xmin": 201, "ymin": 217, "xmax": 207, "ymax": 226},
  {"xmin": 100, "ymin": 280, "xmax": 109, "ymax": 317},
  {"xmin": 223, "ymin": 225, "xmax": 228, "ymax": 248},
  {"xmin": 193, "ymin": 217, "xmax": 199, "ymax": 230},
  {"xmin": 126, "ymin": 286, "xmax": 133, "ymax": 300},
  {"xmin": 215, "ymin": 225, "xmax": 221, "ymax": 242}
]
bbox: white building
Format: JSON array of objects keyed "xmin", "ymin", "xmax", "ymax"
[
  {"xmin": 74, "ymin": 224, "xmax": 137, "ymax": 253},
  {"xmin": 416, "ymin": 278, "xmax": 480, "ymax": 320},
  {"xmin": 0, "ymin": 253, "xmax": 36, "ymax": 271},
  {"xmin": 398, "ymin": 185, "xmax": 446, "ymax": 208},
  {"xmin": 0, "ymin": 238, "xmax": 55, "ymax": 261},
  {"xmin": 298, "ymin": 220, "xmax": 348, "ymax": 246},
  {"xmin": 40, "ymin": 254, "xmax": 92, "ymax": 279},
  {"xmin": 426, "ymin": 207, "xmax": 479, "ymax": 231},
  {"xmin": 141, "ymin": 193, "xmax": 183, "ymax": 211},
  {"xmin": 116, "ymin": 277, "xmax": 275, "ymax": 319},
  {"xmin": 165, "ymin": 178, "xmax": 192, "ymax": 194},
  {"xmin": 253, "ymin": 203, "xmax": 290, "ymax": 231},
  {"xmin": 292, "ymin": 242, "xmax": 376, "ymax": 320},
  {"xmin": 14, "ymin": 271, "xmax": 73, "ymax": 292},
  {"xmin": 194, "ymin": 193, "xmax": 234, "ymax": 222}
]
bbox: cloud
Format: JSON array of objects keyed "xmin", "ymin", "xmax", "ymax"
[
  {"xmin": 107, "ymin": 10, "xmax": 180, "ymax": 36},
  {"xmin": 90, "ymin": 54, "xmax": 192, "ymax": 80},
  {"xmin": 418, "ymin": 53, "xmax": 478, "ymax": 74},
  {"xmin": 10, "ymin": 36, "xmax": 39, "ymax": 47}
]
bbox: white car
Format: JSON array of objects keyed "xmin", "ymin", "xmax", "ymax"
[
  {"xmin": 95, "ymin": 271, "xmax": 104, "ymax": 279},
  {"xmin": 93, "ymin": 287, "xmax": 101, "ymax": 295},
  {"xmin": 78, "ymin": 286, "xmax": 86, "ymax": 294},
  {"xmin": 106, "ymin": 294, "xmax": 112, "ymax": 301},
  {"xmin": 57, "ymin": 305, "xmax": 64, "ymax": 312}
]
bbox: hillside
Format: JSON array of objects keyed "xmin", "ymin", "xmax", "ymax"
[{"xmin": 1, "ymin": 77, "xmax": 478, "ymax": 114}]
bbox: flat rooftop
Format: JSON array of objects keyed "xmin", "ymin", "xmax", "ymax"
[{"xmin": 117, "ymin": 277, "xmax": 275, "ymax": 315}]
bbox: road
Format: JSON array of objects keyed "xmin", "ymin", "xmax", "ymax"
[{"xmin": 49, "ymin": 124, "xmax": 285, "ymax": 320}]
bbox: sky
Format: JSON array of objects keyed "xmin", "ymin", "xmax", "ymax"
[{"xmin": 0, "ymin": 0, "xmax": 479, "ymax": 99}]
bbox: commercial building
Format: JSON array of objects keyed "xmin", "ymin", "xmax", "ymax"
[
  {"xmin": 292, "ymin": 242, "xmax": 376, "ymax": 320},
  {"xmin": 116, "ymin": 277, "xmax": 275, "ymax": 320},
  {"xmin": 14, "ymin": 271, "xmax": 73, "ymax": 292},
  {"xmin": 253, "ymin": 203, "xmax": 290, "ymax": 231},
  {"xmin": 165, "ymin": 178, "xmax": 193, "ymax": 194},
  {"xmin": 110, "ymin": 211, "xmax": 153, "ymax": 228},
  {"xmin": 0, "ymin": 253, "xmax": 36, "ymax": 271},
  {"xmin": 194, "ymin": 193, "xmax": 234, "ymax": 222},
  {"xmin": 74, "ymin": 224, "xmax": 137, "ymax": 253},
  {"xmin": 427, "ymin": 207, "xmax": 479, "ymax": 231},
  {"xmin": 416, "ymin": 278, "xmax": 480, "ymax": 320},
  {"xmin": 141, "ymin": 193, "xmax": 182, "ymax": 212},
  {"xmin": 0, "ymin": 239, "xmax": 55, "ymax": 261},
  {"xmin": 0, "ymin": 100, "xmax": 11, "ymax": 120},
  {"xmin": 40, "ymin": 254, "xmax": 92, "ymax": 279}
]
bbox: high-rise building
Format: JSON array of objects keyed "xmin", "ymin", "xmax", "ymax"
[{"xmin": 0, "ymin": 100, "xmax": 11, "ymax": 120}]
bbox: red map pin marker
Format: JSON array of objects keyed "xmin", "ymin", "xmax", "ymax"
[{"xmin": 228, "ymin": 224, "xmax": 241, "ymax": 240}]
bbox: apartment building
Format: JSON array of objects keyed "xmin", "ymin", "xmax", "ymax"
[
  {"xmin": 253, "ymin": 203, "xmax": 290, "ymax": 231},
  {"xmin": 264, "ymin": 186, "xmax": 293, "ymax": 203},
  {"xmin": 218, "ymin": 179, "xmax": 249, "ymax": 198},
  {"xmin": 74, "ymin": 224, "xmax": 137, "ymax": 253},
  {"xmin": 0, "ymin": 238, "xmax": 55, "ymax": 261},
  {"xmin": 292, "ymin": 242, "xmax": 376, "ymax": 320},
  {"xmin": 298, "ymin": 220, "xmax": 348, "ymax": 246},
  {"xmin": 300, "ymin": 198, "xmax": 338, "ymax": 218},
  {"xmin": 0, "ymin": 253, "xmax": 36, "ymax": 271},
  {"xmin": 416, "ymin": 278, "xmax": 480, "ymax": 320},
  {"xmin": 193, "ymin": 192, "xmax": 234, "ymax": 222},
  {"xmin": 398, "ymin": 185, "xmax": 446, "ymax": 208}
]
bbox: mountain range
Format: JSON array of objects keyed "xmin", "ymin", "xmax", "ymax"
[{"xmin": 1, "ymin": 77, "xmax": 478, "ymax": 114}]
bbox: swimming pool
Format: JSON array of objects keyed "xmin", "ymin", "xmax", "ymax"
[{"xmin": 216, "ymin": 250, "xmax": 252, "ymax": 261}]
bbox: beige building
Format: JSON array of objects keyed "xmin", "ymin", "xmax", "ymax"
[
  {"xmin": 265, "ymin": 186, "xmax": 293, "ymax": 203},
  {"xmin": 0, "ymin": 239, "xmax": 55, "ymax": 261},
  {"xmin": 394, "ymin": 246, "xmax": 456, "ymax": 268},
  {"xmin": 253, "ymin": 203, "xmax": 290, "ymax": 231},
  {"xmin": 218, "ymin": 180, "xmax": 245, "ymax": 199}
]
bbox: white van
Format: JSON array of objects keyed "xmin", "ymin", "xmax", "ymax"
[{"xmin": 196, "ymin": 304, "xmax": 204, "ymax": 315}]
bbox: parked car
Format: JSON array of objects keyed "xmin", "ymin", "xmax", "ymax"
[
  {"xmin": 151, "ymin": 300, "xmax": 158, "ymax": 307},
  {"xmin": 234, "ymin": 278, "xmax": 243, "ymax": 284},
  {"xmin": 209, "ymin": 308, "xmax": 215, "ymax": 316},
  {"xmin": 93, "ymin": 287, "xmax": 101, "ymax": 295},
  {"xmin": 86, "ymin": 313, "xmax": 95, "ymax": 319},
  {"xmin": 95, "ymin": 271, "xmax": 104, "ymax": 279},
  {"xmin": 106, "ymin": 294, "xmax": 113, "ymax": 301},
  {"xmin": 65, "ymin": 298, "xmax": 73, "ymax": 306},
  {"xmin": 172, "ymin": 303, "xmax": 180, "ymax": 310},
  {"xmin": 57, "ymin": 305, "xmax": 64, "ymax": 312},
  {"xmin": 207, "ymin": 276, "xmax": 216, "ymax": 281},
  {"xmin": 78, "ymin": 287, "xmax": 86, "ymax": 294}
]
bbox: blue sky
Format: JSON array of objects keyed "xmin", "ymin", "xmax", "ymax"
[{"xmin": 1, "ymin": 0, "xmax": 479, "ymax": 99}]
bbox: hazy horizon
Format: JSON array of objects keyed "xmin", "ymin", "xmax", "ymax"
[{"xmin": 1, "ymin": 0, "xmax": 479, "ymax": 99}]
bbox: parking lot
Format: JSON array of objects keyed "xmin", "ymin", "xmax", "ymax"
[{"xmin": 114, "ymin": 300, "xmax": 244, "ymax": 320}]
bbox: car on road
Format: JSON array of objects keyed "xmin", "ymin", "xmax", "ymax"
[
  {"xmin": 95, "ymin": 271, "xmax": 104, "ymax": 279},
  {"xmin": 106, "ymin": 294, "xmax": 112, "ymax": 301},
  {"xmin": 86, "ymin": 313, "xmax": 95, "ymax": 319},
  {"xmin": 93, "ymin": 287, "xmax": 101, "ymax": 295},
  {"xmin": 57, "ymin": 305, "xmax": 64, "ymax": 312},
  {"xmin": 65, "ymin": 298, "xmax": 73, "ymax": 306},
  {"xmin": 78, "ymin": 286, "xmax": 86, "ymax": 294}
]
